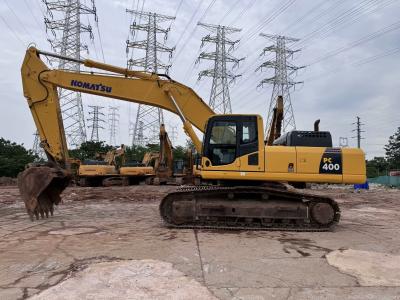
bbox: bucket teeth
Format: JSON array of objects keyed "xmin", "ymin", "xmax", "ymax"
[{"xmin": 17, "ymin": 164, "xmax": 70, "ymax": 220}]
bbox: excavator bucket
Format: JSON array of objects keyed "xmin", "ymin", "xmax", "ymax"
[{"xmin": 17, "ymin": 164, "xmax": 71, "ymax": 221}]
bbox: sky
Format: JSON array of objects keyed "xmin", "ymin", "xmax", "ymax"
[{"xmin": 0, "ymin": 0, "xmax": 399, "ymax": 159}]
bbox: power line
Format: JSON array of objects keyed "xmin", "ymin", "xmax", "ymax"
[
  {"xmin": 236, "ymin": 0, "xmax": 297, "ymax": 51},
  {"xmin": 4, "ymin": 0, "xmax": 31, "ymax": 37},
  {"xmin": 171, "ymin": 0, "xmax": 217, "ymax": 66},
  {"xmin": 279, "ymin": 0, "xmax": 330, "ymax": 35},
  {"xmin": 307, "ymin": 19, "xmax": 400, "ymax": 66},
  {"xmin": 95, "ymin": 18, "xmax": 106, "ymax": 62},
  {"xmin": 23, "ymin": 0, "xmax": 43, "ymax": 28},
  {"xmin": 0, "ymin": 15, "xmax": 26, "ymax": 46},
  {"xmin": 354, "ymin": 46, "xmax": 400, "ymax": 66},
  {"xmin": 295, "ymin": 0, "xmax": 396, "ymax": 49},
  {"xmin": 304, "ymin": 45, "xmax": 400, "ymax": 83},
  {"xmin": 170, "ymin": 0, "xmax": 204, "ymax": 64}
]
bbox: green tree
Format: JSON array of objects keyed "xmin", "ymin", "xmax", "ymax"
[
  {"xmin": 0, "ymin": 138, "xmax": 37, "ymax": 177},
  {"xmin": 68, "ymin": 141, "xmax": 113, "ymax": 162},
  {"xmin": 124, "ymin": 145, "xmax": 149, "ymax": 163},
  {"xmin": 385, "ymin": 127, "xmax": 400, "ymax": 170},
  {"xmin": 366, "ymin": 157, "xmax": 389, "ymax": 178},
  {"xmin": 173, "ymin": 145, "xmax": 187, "ymax": 161}
]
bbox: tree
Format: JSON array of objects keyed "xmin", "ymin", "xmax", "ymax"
[
  {"xmin": 0, "ymin": 138, "xmax": 37, "ymax": 177},
  {"xmin": 124, "ymin": 145, "xmax": 149, "ymax": 163},
  {"xmin": 173, "ymin": 145, "xmax": 187, "ymax": 161},
  {"xmin": 68, "ymin": 141, "xmax": 113, "ymax": 162},
  {"xmin": 385, "ymin": 127, "xmax": 400, "ymax": 170},
  {"xmin": 366, "ymin": 156, "xmax": 389, "ymax": 178}
]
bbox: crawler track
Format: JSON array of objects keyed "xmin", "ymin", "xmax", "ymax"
[{"xmin": 159, "ymin": 186, "xmax": 340, "ymax": 231}]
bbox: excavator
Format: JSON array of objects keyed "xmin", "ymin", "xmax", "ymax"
[{"xmin": 18, "ymin": 47, "xmax": 366, "ymax": 230}]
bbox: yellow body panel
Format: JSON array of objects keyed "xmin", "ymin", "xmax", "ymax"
[
  {"xmin": 296, "ymin": 147, "xmax": 325, "ymax": 174},
  {"xmin": 265, "ymin": 146, "xmax": 296, "ymax": 173},
  {"xmin": 119, "ymin": 166, "xmax": 154, "ymax": 176},
  {"xmin": 342, "ymin": 148, "xmax": 367, "ymax": 182},
  {"xmin": 78, "ymin": 165, "xmax": 118, "ymax": 176}
]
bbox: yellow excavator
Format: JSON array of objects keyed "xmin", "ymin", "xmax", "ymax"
[{"xmin": 18, "ymin": 47, "xmax": 366, "ymax": 230}]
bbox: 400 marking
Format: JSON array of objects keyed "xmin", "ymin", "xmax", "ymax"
[{"xmin": 322, "ymin": 162, "xmax": 340, "ymax": 171}]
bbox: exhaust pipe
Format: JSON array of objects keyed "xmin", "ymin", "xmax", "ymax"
[{"xmin": 314, "ymin": 119, "xmax": 320, "ymax": 132}]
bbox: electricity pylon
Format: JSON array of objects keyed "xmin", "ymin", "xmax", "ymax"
[
  {"xmin": 32, "ymin": 132, "xmax": 46, "ymax": 161},
  {"xmin": 256, "ymin": 34, "xmax": 304, "ymax": 133},
  {"xmin": 196, "ymin": 22, "xmax": 244, "ymax": 114},
  {"xmin": 43, "ymin": 0, "xmax": 98, "ymax": 146},
  {"xmin": 87, "ymin": 105, "xmax": 105, "ymax": 142},
  {"xmin": 126, "ymin": 9, "xmax": 175, "ymax": 146},
  {"xmin": 108, "ymin": 106, "xmax": 119, "ymax": 146}
]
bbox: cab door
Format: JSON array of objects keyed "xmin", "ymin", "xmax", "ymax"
[
  {"xmin": 202, "ymin": 118, "xmax": 240, "ymax": 171},
  {"xmin": 239, "ymin": 116, "xmax": 264, "ymax": 172}
]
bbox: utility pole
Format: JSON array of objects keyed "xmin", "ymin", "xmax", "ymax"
[
  {"xmin": 196, "ymin": 22, "xmax": 244, "ymax": 114},
  {"xmin": 108, "ymin": 106, "xmax": 120, "ymax": 146},
  {"xmin": 43, "ymin": 0, "xmax": 98, "ymax": 147},
  {"xmin": 126, "ymin": 9, "xmax": 175, "ymax": 146},
  {"xmin": 87, "ymin": 105, "xmax": 105, "ymax": 142},
  {"xmin": 352, "ymin": 116, "xmax": 365, "ymax": 148},
  {"xmin": 256, "ymin": 34, "xmax": 304, "ymax": 133}
]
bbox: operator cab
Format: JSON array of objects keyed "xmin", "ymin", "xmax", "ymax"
[{"xmin": 203, "ymin": 115, "xmax": 259, "ymax": 166}]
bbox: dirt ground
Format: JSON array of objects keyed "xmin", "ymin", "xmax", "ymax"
[{"xmin": 0, "ymin": 184, "xmax": 400, "ymax": 300}]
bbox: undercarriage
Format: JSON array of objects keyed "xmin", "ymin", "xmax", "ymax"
[{"xmin": 160, "ymin": 186, "xmax": 340, "ymax": 231}]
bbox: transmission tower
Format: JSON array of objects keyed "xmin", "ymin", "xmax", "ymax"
[
  {"xmin": 108, "ymin": 106, "xmax": 120, "ymax": 146},
  {"xmin": 256, "ymin": 34, "xmax": 304, "ymax": 133},
  {"xmin": 43, "ymin": 0, "xmax": 98, "ymax": 146},
  {"xmin": 169, "ymin": 125, "xmax": 178, "ymax": 145},
  {"xmin": 87, "ymin": 105, "xmax": 105, "ymax": 142},
  {"xmin": 126, "ymin": 9, "xmax": 175, "ymax": 146},
  {"xmin": 196, "ymin": 22, "xmax": 244, "ymax": 114},
  {"xmin": 32, "ymin": 132, "xmax": 46, "ymax": 161}
]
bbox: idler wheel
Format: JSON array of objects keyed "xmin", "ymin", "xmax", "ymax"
[{"xmin": 311, "ymin": 202, "xmax": 335, "ymax": 225}]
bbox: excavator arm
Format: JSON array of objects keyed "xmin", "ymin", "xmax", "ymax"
[
  {"xmin": 20, "ymin": 47, "xmax": 214, "ymax": 219},
  {"xmin": 22, "ymin": 47, "xmax": 214, "ymax": 164}
]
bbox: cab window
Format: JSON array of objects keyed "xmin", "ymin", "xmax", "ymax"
[
  {"xmin": 209, "ymin": 121, "xmax": 237, "ymax": 165},
  {"xmin": 241, "ymin": 121, "xmax": 257, "ymax": 144},
  {"xmin": 210, "ymin": 122, "xmax": 236, "ymax": 145}
]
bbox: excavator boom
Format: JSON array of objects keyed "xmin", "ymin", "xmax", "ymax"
[{"xmin": 22, "ymin": 47, "xmax": 214, "ymax": 162}]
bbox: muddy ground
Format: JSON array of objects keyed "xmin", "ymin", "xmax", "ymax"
[{"xmin": 0, "ymin": 184, "xmax": 400, "ymax": 299}]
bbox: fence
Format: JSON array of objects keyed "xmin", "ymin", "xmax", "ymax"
[{"xmin": 368, "ymin": 176, "xmax": 400, "ymax": 187}]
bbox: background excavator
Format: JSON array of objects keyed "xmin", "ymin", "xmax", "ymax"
[{"xmin": 18, "ymin": 47, "xmax": 366, "ymax": 230}]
